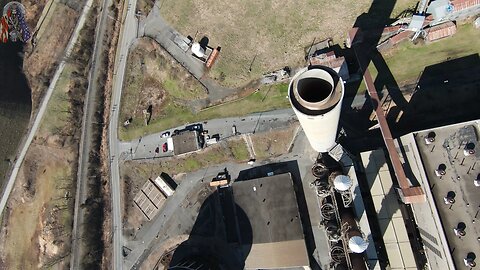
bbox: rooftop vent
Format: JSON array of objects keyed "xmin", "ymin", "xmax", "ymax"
[
  {"xmin": 425, "ymin": 131, "xmax": 436, "ymax": 145},
  {"xmin": 348, "ymin": 236, "xmax": 369, "ymax": 253},
  {"xmin": 464, "ymin": 142, "xmax": 476, "ymax": 156},
  {"xmin": 454, "ymin": 222, "xmax": 466, "ymax": 237},
  {"xmin": 443, "ymin": 191, "xmax": 456, "ymax": 205},
  {"xmin": 435, "ymin": 164, "xmax": 447, "ymax": 176},
  {"xmin": 463, "ymin": 252, "xmax": 476, "ymax": 267},
  {"xmin": 333, "ymin": 175, "xmax": 353, "ymax": 192}
]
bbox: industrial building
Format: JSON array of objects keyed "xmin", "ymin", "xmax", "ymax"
[
  {"xmin": 288, "ymin": 65, "xmax": 344, "ymax": 153},
  {"xmin": 396, "ymin": 120, "xmax": 480, "ymax": 269},
  {"xmin": 309, "ymin": 54, "xmax": 350, "ymax": 81},
  {"xmin": 167, "ymin": 172, "xmax": 312, "ymax": 270},
  {"xmin": 172, "ymin": 130, "xmax": 202, "ymax": 156},
  {"xmin": 350, "ymin": 120, "xmax": 479, "ymax": 269},
  {"xmin": 360, "ymin": 150, "xmax": 418, "ymax": 269},
  {"xmin": 310, "ymin": 152, "xmax": 378, "ymax": 270},
  {"xmin": 232, "ymin": 173, "xmax": 310, "ymax": 269}
]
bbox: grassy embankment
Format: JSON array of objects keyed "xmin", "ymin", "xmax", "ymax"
[
  {"xmin": 119, "ymin": 40, "xmax": 291, "ymax": 141},
  {"xmin": 120, "ymin": 82, "xmax": 290, "ymax": 141},
  {"xmin": 357, "ymin": 23, "xmax": 480, "ymax": 93}
]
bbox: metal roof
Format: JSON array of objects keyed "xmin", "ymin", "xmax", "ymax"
[
  {"xmin": 408, "ymin": 15, "xmax": 426, "ymax": 31},
  {"xmin": 172, "ymin": 130, "xmax": 200, "ymax": 155},
  {"xmin": 232, "ymin": 173, "xmax": 310, "ymax": 269},
  {"xmin": 412, "ymin": 121, "xmax": 480, "ymax": 269}
]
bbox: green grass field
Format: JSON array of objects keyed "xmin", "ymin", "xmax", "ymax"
[
  {"xmin": 159, "ymin": 0, "xmax": 417, "ymax": 87},
  {"xmin": 382, "ymin": 23, "xmax": 480, "ymax": 84},
  {"xmin": 227, "ymin": 139, "xmax": 250, "ymax": 161},
  {"xmin": 120, "ymin": 82, "xmax": 290, "ymax": 141},
  {"xmin": 353, "ymin": 23, "xmax": 480, "ymax": 95}
]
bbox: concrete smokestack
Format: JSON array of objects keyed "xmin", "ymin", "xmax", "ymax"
[{"xmin": 288, "ymin": 65, "xmax": 344, "ymax": 153}]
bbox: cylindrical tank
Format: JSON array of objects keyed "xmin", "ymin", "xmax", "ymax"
[
  {"xmin": 191, "ymin": 42, "xmax": 205, "ymax": 58},
  {"xmin": 289, "ymin": 65, "xmax": 344, "ymax": 153},
  {"xmin": 341, "ymin": 210, "xmax": 369, "ymax": 254}
]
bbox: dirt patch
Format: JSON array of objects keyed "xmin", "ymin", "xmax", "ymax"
[
  {"xmin": 159, "ymin": 0, "xmax": 418, "ymax": 87},
  {"xmin": 121, "ymin": 38, "xmax": 206, "ymax": 120},
  {"xmin": 23, "ymin": 2, "xmax": 79, "ymax": 110},
  {"xmin": 139, "ymin": 235, "xmax": 189, "ymax": 270},
  {"xmin": 122, "ymin": 173, "xmax": 148, "ymax": 239},
  {"xmin": 158, "ymin": 0, "xmax": 354, "ymax": 87},
  {"xmin": 0, "ymin": 144, "xmax": 74, "ymax": 270},
  {"xmin": 251, "ymin": 123, "xmax": 300, "ymax": 159},
  {"xmin": 119, "ymin": 38, "xmax": 207, "ymax": 140}
]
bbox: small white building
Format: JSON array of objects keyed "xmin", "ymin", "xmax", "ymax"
[{"xmin": 153, "ymin": 176, "xmax": 175, "ymax": 197}]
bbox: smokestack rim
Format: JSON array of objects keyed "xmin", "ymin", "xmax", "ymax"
[
  {"xmin": 293, "ymin": 68, "xmax": 334, "ymax": 108},
  {"xmin": 289, "ymin": 65, "xmax": 344, "ymax": 116}
]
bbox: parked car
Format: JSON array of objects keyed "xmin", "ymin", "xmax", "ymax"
[
  {"xmin": 161, "ymin": 131, "xmax": 171, "ymax": 138},
  {"xmin": 186, "ymin": 123, "xmax": 202, "ymax": 131},
  {"xmin": 162, "ymin": 142, "xmax": 168, "ymax": 152}
]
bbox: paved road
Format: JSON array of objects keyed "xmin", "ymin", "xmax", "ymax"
[
  {"xmin": 119, "ymin": 109, "xmax": 297, "ymax": 160},
  {"xmin": 70, "ymin": 0, "xmax": 112, "ymax": 268},
  {"xmin": 109, "ymin": 0, "xmax": 138, "ymax": 269},
  {"xmin": 0, "ymin": 0, "xmax": 95, "ymax": 218}
]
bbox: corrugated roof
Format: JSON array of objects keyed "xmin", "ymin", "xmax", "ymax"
[
  {"xmin": 389, "ymin": 30, "xmax": 412, "ymax": 45},
  {"xmin": 426, "ymin": 21, "xmax": 457, "ymax": 41},
  {"xmin": 451, "ymin": 0, "xmax": 480, "ymax": 11}
]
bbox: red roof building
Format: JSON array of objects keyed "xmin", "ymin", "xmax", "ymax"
[{"xmin": 425, "ymin": 21, "xmax": 457, "ymax": 42}]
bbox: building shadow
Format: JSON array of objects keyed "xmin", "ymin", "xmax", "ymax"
[
  {"xmin": 337, "ymin": 0, "xmax": 409, "ymax": 150},
  {"xmin": 392, "ymin": 54, "xmax": 480, "ymax": 135},
  {"xmin": 168, "ymin": 188, "xmax": 252, "ymax": 270},
  {"xmin": 160, "ymin": 172, "xmax": 178, "ymax": 190},
  {"xmin": 199, "ymin": 36, "xmax": 209, "ymax": 50}
]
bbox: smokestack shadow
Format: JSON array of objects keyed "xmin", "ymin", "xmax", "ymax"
[
  {"xmin": 392, "ymin": 54, "xmax": 480, "ymax": 135},
  {"xmin": 168, "ymin": 189, "xmax": 253, "ymax": 269}
]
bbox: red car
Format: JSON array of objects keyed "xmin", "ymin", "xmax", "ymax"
[{"xmin": 162, "ymin": 142, "xmax": 168, "ymax": 152}]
